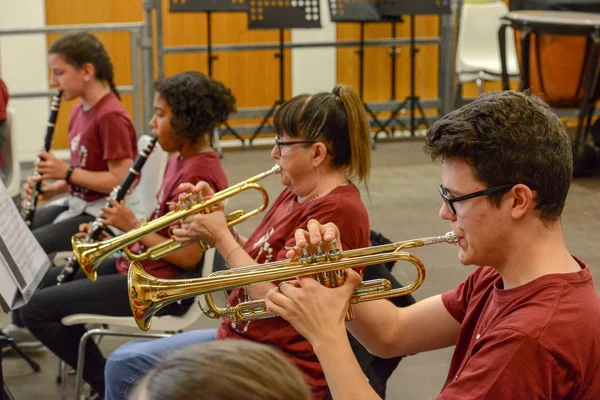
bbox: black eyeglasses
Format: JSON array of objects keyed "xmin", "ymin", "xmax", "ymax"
[
  {"xmin": 274, "ymin": 135, "xmax": 334, "ymax": 157},
  {"xmin": 274, "ymin": 135, "xmax": 315, "ymax": 156},
  {"xmin": 438, "ymin": 184, "xmax": 517, "ymax": 215}
]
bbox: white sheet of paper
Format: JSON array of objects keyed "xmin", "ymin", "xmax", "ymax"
[{"xmin": 0, "ymin": 181, "xmax": 50, "ymax": 309}]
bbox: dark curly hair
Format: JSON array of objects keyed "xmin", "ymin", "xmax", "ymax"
[
  {"xmin": 424, "ymin": 91, "xmax": 572, "ymax": 222},
  {"xmin": 154, "ymin": 72, "xmax": 236, "ymax": 145},
  {"xmin": 49, "ymin": 32, "xmax": 120, "ymax": 100}
]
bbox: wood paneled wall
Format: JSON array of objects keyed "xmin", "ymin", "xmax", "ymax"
[
  {"xmin": 44, "ymin": 1, "xmax": 512, "ymax": 149},
  {"xmin": 336, "ymin": 17, "xmax": 441, "ymax": 106}
]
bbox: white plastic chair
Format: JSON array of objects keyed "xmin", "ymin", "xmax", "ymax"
[
  {"xmin": 59, "ymin": 248, "xmax": 223, "ymax": 399},
  {"xmin": 1, "ymin": 108, "xmax": 21, "ymax": 198},
  {"xmin": 455, "ymin": 1, "xmax": 520, "ymax": 101},
  {"xmin": 125, "ymin": 134, "xmax": 169, "ymax": 221}
]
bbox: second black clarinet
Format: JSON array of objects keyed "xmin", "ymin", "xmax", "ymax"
[
  {"xmin": 21, "ymin": 91, "xmax": 62, "ymax": 227},
  {"xmin": 56, "ymin": 136, "xmax": 158, "ymax": 285}
]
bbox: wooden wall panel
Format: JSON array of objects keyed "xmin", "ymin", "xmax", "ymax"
[
  {"xmin": 45, "ymin": 0, "xmax": 143, "ymax": 149},
  {"xmin": 336, "ymin": 16, "xmax": 440, "ymax": 109},
  {"xmin": 45, "ymin": 0, "xmax": 291, "ymax": 148}
]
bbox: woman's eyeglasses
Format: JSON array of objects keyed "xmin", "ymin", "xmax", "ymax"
[
  {"xmin": 274, "ymin": 135, "xmax": 334, "ymax": 156},
  {"xmin": 274, "ymin": 135, "xmax": 316, "ymax": 156}
]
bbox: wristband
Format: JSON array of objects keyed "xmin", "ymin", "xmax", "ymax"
[
  {"xmin": 225, "ymin": 246, "xmax": 243, "ymax": 268},
  {"xmin": 65, "ymin": 166, "xmax": 75, "ymax": 184}
]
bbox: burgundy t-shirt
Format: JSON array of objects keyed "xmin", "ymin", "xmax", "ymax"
[
  {"xmin": 439, "ymin": 260, "xmax": 600, "ymax": 399},
  {"xmin": 68, "ymin": 92, "xmax": 137, "ymax": 201},
  {"xmin": 0, "ymin": 78, "xmax": 8, "ymax": 121},
  {"xmin": 0, "ymin": 79, "xmax": 8, "ymax": 168},
  {"xmin": 115, "ymin": 151, "xmax": 228, "ymax": 279},
  {"xmin": 217, "ymin": 184, "xmax": 370, "ymax": 400}
]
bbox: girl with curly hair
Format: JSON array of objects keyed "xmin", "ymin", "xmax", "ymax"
[{"xmin": 17, "ymin": 71, "xmax": 235, "ymax": 397}]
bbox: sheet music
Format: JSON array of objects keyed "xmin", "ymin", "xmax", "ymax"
[{"xmin": 0, "ymin": 181, "xmax": 50, "ymax": 310}]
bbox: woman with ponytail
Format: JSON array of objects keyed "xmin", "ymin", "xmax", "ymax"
[{"xmin": 105, "ymin": 85, "xmax": 373, "ymax": 400}]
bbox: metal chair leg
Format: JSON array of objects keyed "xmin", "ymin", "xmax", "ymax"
[
  {"xmin": 74, "ymin": 329, "xmax": 171, "ymax": 399},
  {"xmin": 60, "ymin": 360, "xmax": 68, "ymax": 399}
]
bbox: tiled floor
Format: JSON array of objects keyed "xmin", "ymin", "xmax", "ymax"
[{"xmin": 2, "ymin": 138, "xmax": 600, "ymax": 399}]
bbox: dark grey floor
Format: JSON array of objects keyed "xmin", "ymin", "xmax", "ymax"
[{"xmin": 2, "ymin": 139, "xmax": 600, "ymax": 399}]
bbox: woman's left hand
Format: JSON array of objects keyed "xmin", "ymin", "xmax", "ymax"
[
  {"xmin": 99, "ymin": 198, "xmax": 140, "ymax": 232},
  {"xmin": 36, "ymin": 151, "xmax": 70, "ymax": 181},
  {"xmin": 170, "ymin": 181, "xmax": 228, "ymax": 245}
]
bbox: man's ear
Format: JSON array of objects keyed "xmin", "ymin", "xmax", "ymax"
[{"xmin": 510, "ymin": 184, "xmax": 534, "ymax": 220}]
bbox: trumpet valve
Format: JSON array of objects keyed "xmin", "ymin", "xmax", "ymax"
[
  {"xmin": 328, "ymin": 248, "xmax": 341, "ymax": 261},
  {"xmin": 299, "ymin": 245, "xmax": 314, "ymax": 266}
]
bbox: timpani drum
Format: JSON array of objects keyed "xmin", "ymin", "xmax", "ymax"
[
  {"xmin": 502, "ymin": 10, "xmax": 600, "ymax": 107},
  {"xmin": 500, "ymin": 10, "xmax": 600, "ymax": 173}
]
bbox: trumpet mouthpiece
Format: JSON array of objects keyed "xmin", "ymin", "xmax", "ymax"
[{"xmin": 423, "ymin": 231, "xmax": 458, "ymax": 245}]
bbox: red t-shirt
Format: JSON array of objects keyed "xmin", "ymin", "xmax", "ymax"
[
  {"xmin": 0, "ymin": 78, "xmax": 9, "ymax": 168},
  {"xmin": 0, "ymin": 78, "xmax": 8, "ymax": 122},
  {"xmin": 439, "ymin": 260, "xmax": 600, "ymax": 399},
  {"xmin": 116, "ymin": 151, "xmax": 228, "ymax": 279},
  {"xmin": 217, "ymin": 184, "xmax": 370, "ymax": 400},
  {"xmin": 68, "ymin": 92, "xmax": 137, "ymax": 201}
]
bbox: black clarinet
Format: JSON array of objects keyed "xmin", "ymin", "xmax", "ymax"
[
  {"xmin": 56, "ymin": 136, "xmax": 158, "ymax": 285},
  {"xmin": 21, "ymin": 91, "xmax": 62, "ymax": 227}
]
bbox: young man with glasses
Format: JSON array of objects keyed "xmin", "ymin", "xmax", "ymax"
[{"xmin": 266, "ymin": 90, "xmax": 600, "ymax": 399}]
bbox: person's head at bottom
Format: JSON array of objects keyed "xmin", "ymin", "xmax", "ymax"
[{"xmin": 128, "ymin": 340, "xmax": 311, "ymax": 400}]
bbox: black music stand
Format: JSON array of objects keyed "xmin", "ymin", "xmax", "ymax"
[
  {"xmin": 328, "ymin": 0, "xmax": 395, "ymax": 140},
  {"xmin": 169, "ymin": 0, "xmax": 248, "ymax": 155},
  {"xmin": 0, "ymin": 334, "xmax": 41, "ymax": 400},
  {"xmin": 378, "ymin": 0, "xmax": 451, "ymax": 136},
  {"xmin": 247, "ymin": 0, "xmax": 322, "ymax": 144}
]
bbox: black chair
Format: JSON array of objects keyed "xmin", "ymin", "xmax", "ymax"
[{"xmin": 326, "ymin": 230, "xmax": 416, "ymax": 399}]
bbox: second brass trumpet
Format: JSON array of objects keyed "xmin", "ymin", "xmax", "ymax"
[{"xmin": 72, "ymin": 164, "xmax": 281, "ymax": 281}]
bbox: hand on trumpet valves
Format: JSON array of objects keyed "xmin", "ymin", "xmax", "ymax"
[
  {"xmin": 170, "ymin": 208, "xmax": 228, "ymax": 247},
  {"xmin": 285, "ymin": 219, "xmax": 342, "ymax": 260},
  {"xmin": 99, "ymin": 197, "xmax": 140, "ymax": 232},
  {"xmin": 173, "ymin": 181, "xmax": 224, "ymax": 212},
  {"xmin": 265, "ymin": 269, "xmax": 362, "ymax": 347},
  {"xmin": 35, "ymin": 150, "xmax": 70, "ymax": 180}
]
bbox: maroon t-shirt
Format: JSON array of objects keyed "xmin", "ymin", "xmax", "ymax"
[
  {"xmin": 439, "ymin": 260, "xmax": 600, "ymax": 399},
  {"xmin": 115, "ymin": 151, "xmax": 228, "ymax": 279},
  {"xmin": 217, "ymin": 184, "xmax": 370, "ymax": 400},
  {"xmin": 0, "ymin": 78, "xmax": 8, "ymax": 121},
  {"xmin": 0, "ymin": 79, "xmax": 8, "ymax": 168},
  {"xmin": 68, "ymin": 92, "xmax": 137, "ymax": 201}
]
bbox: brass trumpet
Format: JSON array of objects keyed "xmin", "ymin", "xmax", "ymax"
[
  {"xmin": 128, "ymin": 232, "xmax": 457, "ymax": 331},
  {"xmin": 72, "ymin": 165, "xmax": 281, "ymax": 281}
]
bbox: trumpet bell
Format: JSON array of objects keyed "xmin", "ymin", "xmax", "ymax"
[{"xmin": 71, "ymin": 236, "xmax": 101, "ymax": 281}]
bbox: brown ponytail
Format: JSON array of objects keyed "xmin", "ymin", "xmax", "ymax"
[
  {"xmin": 273, "ymin": 84, "xmax": 371, "ymax": 183},
  {"xmin": 334, "ymin": 84, "xmax": 371, "ymax": 182}
]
